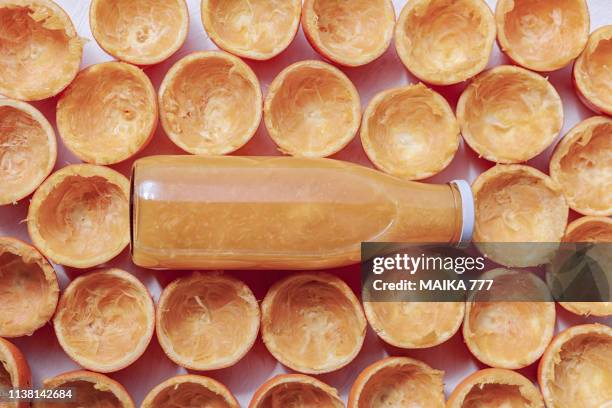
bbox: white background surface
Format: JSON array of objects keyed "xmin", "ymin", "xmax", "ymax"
[{"xmin": 1, "ymin": 0, "xmax": 611, "ymax": 406}]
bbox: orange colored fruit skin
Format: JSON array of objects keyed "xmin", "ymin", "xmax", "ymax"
[
  {"xmin": 56, "ymin": 62, "xmax": 158, "ymax": 165},
  {"xmin": 53, "ymin": 269, "xmax": 155, "ymax": 374},
  {"xmin": 572, "ymin": 63, "xmax": 612, "ymax": 117},
  {"xmin": 42, "ymin": 370, "xmax": 135, "ymax": 408},
  {"xmin": 89, "ymin": 0, "xmax": 189, "ymax": 66},
  {"xmin": 0, "ymin": 337, "xmax": 31, "ymax": 408},
  {"xmin": 249, "ymin": 374, "xmax": 341, "ymax": 408},
  {"xmin": 0, "ymin": 236, "xmax": 59, "ymax": 338},
  {"xmin": 537, "ymin": 323, "xmax": 612, "ymax": 407},
  {"xmin": 301, "ymin": 0, "xmax": 395, "ymax": 67},
  {"xmin": 142, "ymin": 374, "xmax": 239, "ymax": 408}
]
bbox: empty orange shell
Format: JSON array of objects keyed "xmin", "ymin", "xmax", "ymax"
[
  {"xmin": 496, "ymin": 0, "xmax": 590, "ymax": 72},
  {"xmin": 90, "ymin": 0, "xmax": 188, "ymax": 66},
  {"xmin": 364, "ymin": 301, "xmax": 464, "ymax": 349},
  {"xmin": 348, "ymin": 357, "xmax": 445, "ymax": 408},
  {"xmin": 302, "ymin": 0, "xmax": 395, "ymax": 67},
  {"xmin": 395, "ymin": 0, "xmax": 496, "ymax": 86},
  {"xmin": 560, "ymin": 216, "xmax": 612, "ymax": 317},
  {"xmin": 0, "ymin": 0, "xmax": 83, "ymax": 101},
  {"xmin": 472, "ymin": 165, "xmax": 568, "ymax": 267},
  {"xmin": 0, "ymin": 237, "xmax": 59, "ymax": 338},
  {"xmin": 36, "ymin": 370, "xmax": 135, "ymax": 408},
  {"xmin": 538, "ymin": 323, "xmax": 612, "ymax": 408},
  {"xmin": 53, "ymin": 268, "xmax": 155, "ymax": 373},
  {"xmin": 250, "ymin": 374, "xmax": 343, "ymax": 408},
  {"xmin": 0, "ymin": 337, "xmax": 31, "ymax": 408},
  {"xmin": 549, "ymin": 116, "xmax": 612, "ymax": 216},
  {"xmin": 447, "ymin": 368, "xmax": 544, "ymax": 408},
  {"xmin": 157, "ymin": 272, "xmax": 260, "ymax": 371},
  {"xmin": 463, "ymin": 268, "xmax": 555, "ymax": 369},
  {"xmin": 142, "ymin": 375, "xmax": 239, "ymax": 408},
  {"xmin": 201, "ymin": 0, "xmax": 301, "ymax": 61},
  {"xmin": 264, "ymin": 60, "xmax": 361, "ymax": 157},
  {"xmin": 574, "ymin": 25, "xmax": 612, "ymax": 116},
  {"xmin": 0, "ymin": 98, "xmax": 56, "ymax": 205},
  {"xmin": 457, "ymin": 65, "xmax": 563, "ymax": 163},
  {"xmin": 261, "ymin": 273, "xmax": 366, "ymax": 374},
  {"xmin": 159, "ymin": 51, "xmax": 262, "ymax": 155},
  {"xmin": 361, "ymin": 83, "xmax": 460, "ymax": 180},
  {"xmin": 57, "ymin": 62, "xmax": 157, "ymax": 165},
  {"xmin": 27, "ymin": 164, "xmax": 130, "ymax": 269}
]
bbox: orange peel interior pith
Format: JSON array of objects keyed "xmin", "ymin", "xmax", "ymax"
[
  {"xmin": 549, "ymin": 116, "xmax": 612, "ymax": 216},
  {"xmin": 90, "ymin": 0, "xmax": 188, "ymax": 65},
  {"xmin": 57, "ymin": 62, "xmax": 157, "ymax": 165},
  {"xmin": 302, "ymin": 0, "xmax": 395, "ymax": 67},
  {"xmin": 27, "ymin": 164, "xmax": 130, "ymax": 269},
  {"xmin": 142, "ymin": 375, "xmax": 239, "ymax": 408},
  {"xmin": 264, "ymin": 60, "xmax": 361, "ymax": 158},
  {"xmin": 463, "ymin": 268, "xmax": 555, "ymax": 369},
  {"xmin": 0, "ymin": 237, "xmax": 59, "ymax": 338},
  {"xmin": 0, "ymin": 0, "xmax": 83, "ymax": 101},
  {"xmin": 472, "ymin": 165, "xmax": 568, "ymax": 267},
  {"xmin": 496, "ymin": 0, "xmax": 589, "ymax": 72},
  {"xmin": 159, "ymin": 51, "xmax": 262, "ymax": 155},
  {"xmin": 261, "ymin": 273, "xmax": 366, "ymax": 374},
  {"xmin": 0, "ymin": 337, "xmax": 31, "ymax": 405},
  {"xmin": 250, "ymin": 374, "xmax": 343, "ymax": 408},
  {"xmin": 37, "ymin": 370, "xmax": 135, "ymax": 408},
  {"xmin": 574, "ymin": 25, "xmax": 612, "ymax": 116},
  {"xmin": 202, "ymin": 0, "xmax": 301, "ymax": 61},
  {"xmin": 364, "ymin": 301, "xmax": 464, "ymax": 349},
  {"xmin": 361, "ymin": 84, "xmax": 460, "ymax": 180},
  {"xmin": 348, "ymin": 357, "xmax": 445, "ymax": 408},
  {"xmin": 538, "ymin": 324, "xmax": 612, "ymax": 408},
  {"xmin": 457, "ymin": 65, "xmax": 563, "ymax": 164},
  {"xmin": 395, "ymin": 0, "xmax": 496, "ymax": 86},
  {"xmin": 53, "ymin": 269, "xmax": 154, "ymax": 373},
  {"xmin": 447, "ymin": 368, "xmax": 544, "ymax": 408},
  {"xmin": 0, "ymin": 98, "xmax": 57, "ymax": 206},
  {"xmin": 157, "ymin": 272, "xmax": 260, "ymax": 371}
]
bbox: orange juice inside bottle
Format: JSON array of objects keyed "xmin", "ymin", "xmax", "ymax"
[{"xmin": 131, "ymin": 156, "xmax": 473, "ymax": 269}]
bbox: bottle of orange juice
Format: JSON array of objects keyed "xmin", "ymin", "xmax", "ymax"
[{"xmin": 131, "ymin": 156, "xmax": 473, "ymax": 269}]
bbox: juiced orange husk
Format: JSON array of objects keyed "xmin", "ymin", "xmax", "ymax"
[
  {"xmin": 159, "ymin": 51, "xmax": 262, "ymax": 155},
  {"xmin": 549, "ymin": 116, "xmax": 612, "ymax": 216},
  {"xmin": 250, "ymin": 374, "xmax": 343, "ymax": 408},
  {"xmin": 448, "ymin": 368, "xmax": 544, "ymax": 407},
  {"xmin": 202, "ymin": 0, "xmax": 301, "ymax": 60},
  {"xmin": 0, "ymin": 0, "xmax": 83, "ymax": 101},
  {"xmin": 0, "ymin": 337, "xmax": 31, "ymax": 408},
  {"xmin": 302, "ymin": 0, "xmax": 395, "ymax": 67},
  {"xmin": 261, "ymin": 273, "xmax": 366, "ymax": 374},
  {"xmin": 35, "ymin": 370, "xmax": 135, "ymax": 408},
  {"xmin": 496, "ymin": 0, "xmax": 589, "ymax": 72},
  {"xmin": 573, "ymin": 25, "xmax": 612, "ymax": 116},
  {"xmin": 472, "ymin": 165, "xmax": 568, "ymax": 267},
  {"xmin": 142, "ymin": 375, "xmax": 239, "ymax": 408},
  {"xmin": 463, "ymin": 268, "xmax": 556, "ymax": 369},
  {"xmin": 361, "ymin": 84, "xmax": 460, "ymax": 180},
  {"xmin": 348, "ymin": 357, "xmax": 445, "ymax": 408},
  {"xmin": 395, "ymin": 0, "xmax": 496, "ymax": 85},
  {"xmin": 538, "ymin": 324, "xmax": 612, "ymax": 408},
  {"xmin": 264, "ymin": 61, "xmax": 361, "ymax": 158},
  {"xmin": 0, "ymin": 98, "xmax": 57, "ymax": 205},
  {"xmin": 0, "ymin": 237, "xmax": 59, "ymax": 338},
  {"xmin": 156, "ymin": 272, "xmax": 260, "ymax": 370},
  {"xmin": 27, "ymin": 164, "xmax": 130, "ymax": 269},
  {"xmin": 90, "ymin": 0, "xmax": 188, "ymax": 65},
  {"xmin": 57, "ymin": 62, "xmax": 158, "ymax": 165},
  {"xmin": 53, "ymin": 269, "xmax": 155, "ymax": 373},
  {"xmin": 457, "ymin": 65, "xmax": 563, "ymax": 164}
]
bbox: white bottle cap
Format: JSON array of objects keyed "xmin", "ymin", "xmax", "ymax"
[{"xmin": 451, "ymin": 180, "xmax": 474, "ymax": 247}]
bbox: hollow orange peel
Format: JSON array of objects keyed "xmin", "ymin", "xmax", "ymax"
[
  {"xmin": 142, "ymin": 375, "xmax": 239, "ymax": 408},
  {"xmin": 249, "ymin": 374, "xmax": 343, "ymax": 408},
  {"xmin": 0, "ymin": 337, "xmax": 31, "ymax": 408}
]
